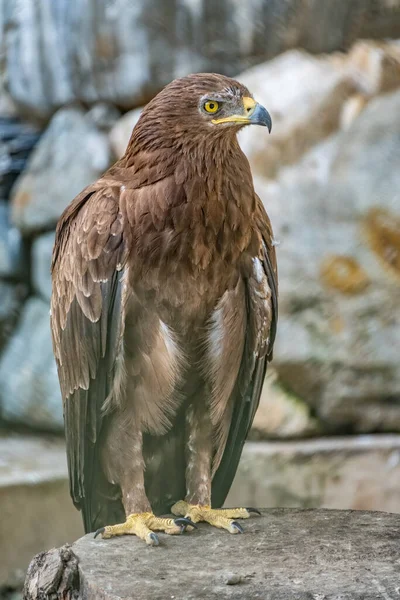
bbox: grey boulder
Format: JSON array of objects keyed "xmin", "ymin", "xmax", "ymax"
[
  {"xmin": 32, "ymin": 231, "xmax": 55, "ymax": 302},
  {"xmin": 10, "ymin": 107, "xmax": 112, "ymax": 235},
  {"xmin": 0, "ymin": 297, "xmax": 63, "ymax": 431},
  {"xmin": 0, "ymin": 280, "xmax": 26, "ymax": 352},
  {"xmin": 0, "ymin": 201, "xmax": 27, "ymax": 279}
]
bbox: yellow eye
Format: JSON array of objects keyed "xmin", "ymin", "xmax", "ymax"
[{"xmin": 204, "ymin": 100, "xmax": 219, "ymax": 114}]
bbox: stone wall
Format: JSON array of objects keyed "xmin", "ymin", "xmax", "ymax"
[
  {"xmin": 1, "ymin": 38, "xmax": 400, "ymax": 435},
  {"xmin": 2, "ymin": 0, "xmax": 400, "ymax": 120}
]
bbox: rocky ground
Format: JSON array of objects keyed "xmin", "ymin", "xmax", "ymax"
[
  {"xmin": 0, "ymin": 2, "xmax": 400, "ymax": 595},
  {"xmin": 24, "ymin": 510, "xmax": 400, "ymax": 599}
]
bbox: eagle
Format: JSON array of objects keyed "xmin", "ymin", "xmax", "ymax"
[{"xmin": 51, "ymin": 73, "xmax": 277, "ymax": 545}]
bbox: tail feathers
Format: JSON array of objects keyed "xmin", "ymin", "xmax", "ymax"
[{"xmin": 81, "ymin": 478, "xmax": 124, "ymax": 534}]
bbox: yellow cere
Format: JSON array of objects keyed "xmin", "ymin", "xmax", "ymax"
[
  {"xmin": 242, "ymin": 96, "xmax": 256, "ymax": 113},
  {"xmin": 204, "ymin": 100, "xmax": 219, "ymax": 114}
]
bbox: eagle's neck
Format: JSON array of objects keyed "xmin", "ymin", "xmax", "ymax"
[
  {"xmin": 121, "ymin": 131, "xmax": 259, "ymax": 311},
  {"xmin": 182, "ymin": 134, "xmax": 256, "ymax": 218}
]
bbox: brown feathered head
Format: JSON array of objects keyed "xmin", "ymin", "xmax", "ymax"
[{"xmin": 131, "ymin": 73, "xmax": 271, "ymax": 153}]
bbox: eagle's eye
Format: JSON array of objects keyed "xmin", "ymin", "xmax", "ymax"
[{"xmin": 203, "ymin": 100, "xmax": 219, "ymax": 114}]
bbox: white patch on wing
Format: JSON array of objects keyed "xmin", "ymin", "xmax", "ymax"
[
  {"xmin": 124, "ymin": 316, "xmax": 186, "ymax": 436},
  {"xmin": 252, "ymin": 257, "xmax": 271, "ymax": 299},
  {"xmin": 207, "ymin": 304, "xmax": 225, "ymax": 361},
  {"xmin": 159, "ymin": 320, "xmax": 182, "ymax": 366},
  {"xmin": 250, "ymin": 255, "xmax": 273, "ymax": 358},
  {"xmin": 252, "ymin": 257, "xmax": 265, "ymax": 283}
]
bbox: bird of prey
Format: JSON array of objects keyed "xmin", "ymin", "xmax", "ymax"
[{"xmin": 51, "ymin": 73, "xmax": 277, "ymax": 546}]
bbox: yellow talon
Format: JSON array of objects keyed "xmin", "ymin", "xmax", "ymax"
[
  {"xmin": 171, "ymin": 501, "xmax": 260, "ymax": 534},
  {"xmin": 94, "ymin": 511, "xmax": 194, "ymax": 545}
]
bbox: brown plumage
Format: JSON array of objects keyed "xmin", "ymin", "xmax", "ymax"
[{"xmin": 51, "ymin": 73, "xmax": 277, "ymax": 541}]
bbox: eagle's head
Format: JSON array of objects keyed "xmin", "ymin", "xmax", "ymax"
[{"xmin": 131, "ymin": 73, "xmax": 271, "ymax": 152}]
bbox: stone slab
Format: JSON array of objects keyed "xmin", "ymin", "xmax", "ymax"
[
  {"xmin": 0, "ymin": 434, "xmax": 82, "ymax": 586},
  {"xmin": 227, "ymin": 437, "xmax": 400, "ymax": 513},
  {"xmin": 25, "ymin": 510, "xmax": 400, "ymax": 599}
]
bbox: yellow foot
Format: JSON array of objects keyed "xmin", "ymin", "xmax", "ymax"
[
  {"xmin": 94, "ymin": 512, "xmax": 196, "ymax": 546},
  {"xmin": 171, "ymin": 501, "xmax": 261, "ymax": 534}
]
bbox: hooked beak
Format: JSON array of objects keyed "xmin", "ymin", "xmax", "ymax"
[
  {"xmin": 248, "ymin": 103, "xmax": 272, "ymax": 131},
  {"xmin": 212, "ymin": 97, "xmax": 272, "ymax": 132}
]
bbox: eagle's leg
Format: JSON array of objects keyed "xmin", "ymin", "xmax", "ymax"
[
  {"xmin": 95, "ymin": 422, "xmax": 195, "ymax": 545},
  {"xmin": 171, "ymin": 403, "xmax": 260, "ymax": 534}
]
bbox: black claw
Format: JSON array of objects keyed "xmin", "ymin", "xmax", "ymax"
[
  {"xmin": 149, "ymin": 532, "xmax": 159, "ymax": 546},
  {"xmin": 174, "ymin": 517, "xmax": 198, "ymax": 530},
  {"xmin": 246, "ymin": 507, "xmax": 261, "ymax": 515},
  {"xmin": 94, "ymin": 527, "xmax": 105, "ymax": 539},
  {"xmin": 231, "ymin": 521, "xmax": 244, "ymax": 534}
]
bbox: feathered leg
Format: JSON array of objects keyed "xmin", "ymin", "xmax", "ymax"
[
  {"xmin": 95, "ymin": 420, "xmax": 195, "ymax": 545},
  {"xmin": 171, "ymin": 402, "xmax": 260, "ymax": 533}
]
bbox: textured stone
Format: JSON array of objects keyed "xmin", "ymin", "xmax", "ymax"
[
  {"xmin": 31, "ymin": 231, "xmax": 54, "ymax": 301},
  {"xmin": 25, "ymin": 509, "xmax": 400, "ymax": 599},
  {"xmin": 109, "ymin": 107, "xmax": 142, "ymax": 159},
  {"xmin": 0, "ymin": 281, "xmax": 26, "ymax": 352},
  {"xmin": 0, "ymin": 297, "xmax": 62, "ymax": 430},
  {"xmin": 4, "ymin": 0, "xmax": 400, "ymax": 120},
  {"xmin": 0, "ymin": 201, "xmax": 26, "ymax": 279},
  {"xmin": 0, "ymin": 69, "xmax": 18, "ymax": 120},
  {"xmin": 339, "ymin": 93, "xmax": 369, "ymax": 130},
  {"xmin": 347, "ymin": 39, "xmax": 400, "ymax": 96},
  {"xmin": 0, "ymin": 117, "xmax": 41, "ymax": 200},
  {"xmin": 238, "ymin": 50, "xmax": 356, "ymax": 178},
  {"xmin": 10, "ymin": 107, "xmax": 111, "ymax": 234},
  {"xmin": 256, "ymin": 89, "xmax": 400, "ymax": 432},
  {"xmin": 0, "ymin": 435, "xmax": 82, "ymax": 587},
  {"xmin": 250, "ymin": 369, "xmax": 319, "ymax": 439},
  {"xmin": 227, "ymin": 437, "xmax": 400, "ymax": 513},
  {"xmin": 86, "ymin": 103, "xmax": 121, "ymax": 132}
]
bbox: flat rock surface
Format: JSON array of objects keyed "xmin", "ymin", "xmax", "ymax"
[
  {"xmin": 0, "ymin": 434, "xmax": 82, "ymax": 586},
  {"xmin": 227, "ymin": 437, "xmax": 400, "ymax": 513},
  {"xmin": 71, "ymin": 509, "xmax": 400, "ymax": 599}
]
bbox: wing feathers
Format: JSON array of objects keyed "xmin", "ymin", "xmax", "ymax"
[
  {"xmin": 51, "ymin": 182, "xmax": 127, "ymax": 530},
  {"xmin": 211, "ymin": 196, "xmax": 278, "ymax": 506}
]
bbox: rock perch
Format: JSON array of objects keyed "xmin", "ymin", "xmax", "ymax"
[{"xmin": 24, "ymin": 509, "xmax": 400, "ymax": 599}]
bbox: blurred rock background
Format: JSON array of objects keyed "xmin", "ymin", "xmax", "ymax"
[{"xmin": 1, "ymin": 0, "xmax": 400, "ymax": 596}]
